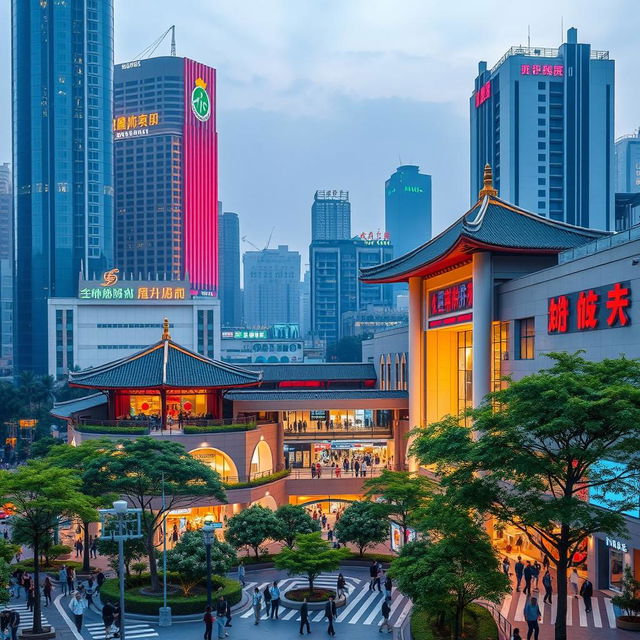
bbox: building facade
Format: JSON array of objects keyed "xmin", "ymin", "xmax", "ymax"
[
  {"xmin": 311, "ymin": 190, "xmax": 351, "ymax": 241},
  {"xmin": 615, "ymin": 130, "xmax": 640, "ymax": 193},
  {"xmin": 243, "ymin": 245, "xmax": 300, "ymax": 328},
  {"xmin": 12, "ymin": 0, "xmax": 114, "ymax": 373},
  {"xmin": 470, "ymin": 28, "xmax": 614, "ymax": 230},
  {"xmin": 219, "ymin": 211, "xmax": 242, "ymax": 327},
  {"xmin": 0, "ymin": 164, "xmax": 12, "ymax": 376},
  {"xmin": 113, "ymin": 56, "xmax": 218, "ymax": 295},
  {"xmin": 221, "ymin": 325, "xmax": 304, "ymax": 364},
  {"xmin": 385, "ymin": 165, "xmax": 432, "ymax": 258}
]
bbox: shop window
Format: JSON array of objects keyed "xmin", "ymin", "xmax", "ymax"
[
  {"xmin": 250, "ymin": 441, "xmax": 273, "ymax": 477},
  {"xmin": 517, "ymin": 317, "xmax": 535, "ymax": 360},
  {"xmin": 379, "ymin": 355, "xmax": 386, "ymax": 390},
  {"xmin": 457, "ymin": 330, "xmax": 473, "ymax": 419},
  {"xmin": 189, "ymin": 447, "xmax": 238, "ymax": 482},
  {"xmin": 491, "ymin": 322, "xmax": 509, "ymax": 394}
]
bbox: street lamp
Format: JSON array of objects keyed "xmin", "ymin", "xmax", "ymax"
[
  {"xmin": 202, "ymin": 519, "xmax": 215, "ymax": 608},
  {"xmin": 113, "ymin": 500, "xmax": 128, "ymax": 640}
]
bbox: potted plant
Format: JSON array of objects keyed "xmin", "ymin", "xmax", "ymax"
[{"xmin": 613, "ymin": 565, "xmax": 640, "ymax": 631}]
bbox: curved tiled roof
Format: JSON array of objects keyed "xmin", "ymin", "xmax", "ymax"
[
  {"xmin": 226, "ymin": 389, "xmax": 407, "ymax": 402},
  {"xmin": 242, "ymin": 362, "xmax": 377, "ymax": 382},
  {"xmin": 361, "ymin": 194, "xmax": 609, "ymax": 283},
  {"xmin": 69, "ymin": 340, "xmax": 262, "ymax": 389}
]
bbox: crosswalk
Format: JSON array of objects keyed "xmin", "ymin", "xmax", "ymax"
[
  {"xmin": 501, "ymin": 591, "xmax": 618, "ymax": 629},
  {"xmin": 1, "ymin": 602, "xmax": 51, "ymax": 633},
  {"xmin": 85, "ymin": 621, "xmax": 159, "ymax": 640},
  {"xmin": 239, "ymin": 575, "xmax": 412, "ymax": 628}
]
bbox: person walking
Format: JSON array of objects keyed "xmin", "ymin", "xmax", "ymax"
[
  {"xmin": 569, "ymin": 568, "xmax": 580, "ymax": 598},
  {"xmin": 74, "ymin": 539, "xmax": 83, "ymax": 558},
  {"xmin": 523, "ymin": 561, "xmax": 534, "ymax": 595},
  {"xmin": 215, "ymin": 595, "xmax": 228, "ymax": 638},
  {"xmin": 379, "ymin": 599, "xmax": 392, "ymax": 633},
  {"xmin": 512, "ymin": 628, "xmax": 522, "ymax": 640},
  {"xmin": 90, "ymin": 538, "xmax": 98, "ymax": 559},
  {"xmin": 69, "ymin": 592, "xmax": 87, "ymax": 633},
  {"xmin": 270, "ymin": 581, "xmax": 281, "ymax": 619},
  {"xmin": 26, "ymin": 585, "xmax": 35, "ymax": 613},
  {"xmin": 67, "ymin": 567, "xmax": 75, "ymax": 594},
  {"xmin": 369, "ymin": 560, "xmax": 379, "ymax": 591},
  {"xmin": 59, "ymin": 566, "xmax": 68, "ymax": 596},
  {"xmin": 252, "ymin": 587, "xmax": 263, "ymax": 625},
  {"xmin": 43, "ymin": 576, "xmax": 53, "ymax": 607},
  {"xmin": 299, "ymin": 598, "xmax": 310, "ymax": 635},
  {"xmin": 532, "ymin": 560, "xmax": 541, "ymax": 591},
  {"xmin": 85, "ymin": 577, "xmax": 99, "ymax": 612},
  {"xmin": 224, "ymin": 596, "xmax": 232, "ymax": 628},
  {"xmin": 580, "ymin": 578, "xmax": 593, "ymax": 613},
  {"xmin": 514, "ymin": 557, "xmax": 524, "ymax": 592},
  {"xmin": 542, "ymin": 570, "xmax": 553, "ymax": 604},
  {"xmin": 0, "ymin": 611, "xmax": 9, "ymax": 640},
  {"xmin": 325, "ymin": 595, "xmax": 337, "ymax": 636},
  {"xmin": 336, "ymin": 574, "xmax": 346, "ymax": 599},
  {"xmin": 237, "ymin": 561, "xmax": 245, "ymax": 587},
  {"xmin": 21, "ymin": 573, "xmax": 31, "ymax": 601},
  {"xmin": 8, "ymin": 609, "xmax": 19, "ymax": 640},
  {"xmin": 96, "ymin": 570, "xmax": 106, "ymax": 594},
  {"xmin": 523, "ymin": 597, "xmax": 541, "ymax": 640},
  {"xmin": 263, "ymin": 584, "xmax": 272, "ymax": 619},
  {"xmin": 384, "ymin": 573, "xmax": 392, "ymax": 600},
  {"xmin": 502, "ymin": 556, "xmax": 511, "ymax": 577},
  {"xmin": 203, "ymin": 605, "xmax": 214, "ymax": 640},
  {"xmin": 102, "ymin": 601, "xmax": 116, "ymax": 640}
]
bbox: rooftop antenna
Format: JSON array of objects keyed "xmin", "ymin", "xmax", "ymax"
[
  {"xmin": 561, "ymin": 17, "xmax": 564, "ymax": 43},
  {"xmin": 134, "ymin": 25, "xmax": 177, "ymax": 60},
  {"xmin": 527, "ymin": 25, "xmax": 531, "ymax": 49},
  {"xmin": 170, "ymin": 25, "xmax": 176, "ymax": 57}
]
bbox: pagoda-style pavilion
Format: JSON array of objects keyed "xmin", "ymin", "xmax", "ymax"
[{"xmin": 68, "ymin": 319, "xmax": 262, "ymax": 429}]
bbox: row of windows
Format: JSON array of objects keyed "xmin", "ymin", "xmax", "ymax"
[
  {"xmin": 96, "ymin": 323, "xmax": 170, "ymax": 329},
  {"xmin": 97, "ymin": 345, "xmax": 149, "ymax": 350}
]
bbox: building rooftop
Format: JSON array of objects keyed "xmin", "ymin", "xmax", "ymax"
[
  {"xmin": 226, "ymin": 389, "xmax": 407, "ymax": 402},
  {"xmin": 243, "ymin": 362, "xmax": 377, "ymax": 383},
  {"xmin": 491, "ymin": 45, "xmax": 609, "ymax": 74}
]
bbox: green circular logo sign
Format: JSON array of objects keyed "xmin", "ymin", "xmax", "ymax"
[{"xmin": 191, "ymin": 80, "xmax": 211, "ymax": 122}]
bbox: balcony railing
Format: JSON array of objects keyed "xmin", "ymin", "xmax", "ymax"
[
  {"xmin": 75, "ymin": 416, "xmax": 260, "ymax": 435},
  {"xmin": 287, "ymin": 466, "xmax": 385, "ymax": 480},
  {"xmin": 284, "ymin": 425, "xmax": 392, "ymax": 440}
]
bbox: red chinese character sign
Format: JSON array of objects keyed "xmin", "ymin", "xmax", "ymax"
[
  {"xmin": 429, "ymin": 280, "xmax": 473, "ymax": 318},
  {"xmin": 548, "ymin": 282, "xmax": 631, "ymax": 334}
]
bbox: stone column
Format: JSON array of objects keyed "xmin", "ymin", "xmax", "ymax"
[
  {"xmin": 407, "ymin": 276, "xmax": 424, "ymax": 471},
  {"xmin": 472, "ymin": 252, "xmax": 492, "ymax": 408}
]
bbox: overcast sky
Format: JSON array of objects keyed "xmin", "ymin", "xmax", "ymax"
[{"xmin": 1, "ymin": 1, "xmax": 639, "ymax": 267}]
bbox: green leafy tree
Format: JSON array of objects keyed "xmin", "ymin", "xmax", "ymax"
[
  {"xmin": 612, "ymin": 565, "xmax": 640, "ymax": 617},
  {"xmin": 412, "ymin": 353, "xmax": 640, "ymax": 640},
  {"xmin": 364, "ymin": 470, "xmax": 434, "ymax": 541},
  {"xmin": 275, "ymin": 532, "xmax": 350, "ymax": 593},
  {"xmin": 96, "ymin": 537, "xmax": 147, "ymax": 577},
  {"xmin": 273, "ymin": 504, "xmax": 321, "ymax": 549},
  {"xmin": 0, "ymin": 539, "xmax": 19, "ymax": 564},
  {"xmin": 225, "ymin": 505, "xmax": 279, "ymax": 558},
  {"xmin": 29, "ymin": 436, "xmax": 65, "ymax": 459},
  {"xmin": 0, "ymin": 559, "xmax": 9, "ymax": 605},
  {"xmin": 167, "ymin": 530, "xmax": 236, "ymax": 595},
  {"xmin": 84, "ymin": 437, "xmax": 226, "ymax": 591},
  {"xmin": 0, "ymin": 461, "xmax": 95, "ymax": 634},
  {"xmin": 334, "ymin": 501, "xmax": 389, "ymax": 557}
]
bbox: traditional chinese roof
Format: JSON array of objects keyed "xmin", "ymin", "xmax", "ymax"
[
  {"xmin": 51, "ymin": 393, "xmax": 107, "ymax": 419},
  {"xmin": 69, "ymin": 319, "xmax": 263, "ymax": 390},
  {"xmin": 242, "ymin": 363, "xmax": 377, "ymax": 384},
  {"xmin": 361, "ymin": 166, "xmax": 609, "ymax": 284}
]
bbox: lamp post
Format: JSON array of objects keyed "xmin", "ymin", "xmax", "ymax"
[
  {"xmin": 113, "ymin": 500, "xmax": 128, "ymax": 640},
  {"xmin": 202, "ymin": 520, "xmax": 215, "ymax": 608}
]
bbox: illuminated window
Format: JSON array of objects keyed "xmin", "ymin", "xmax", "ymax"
[
  {"xmin": 491, "ymin": 322, "xmax": 509, "ymax": 393},
  {"xmin": 189, "ymin": 447, "xmax": 238, "ymax": 482},
  {"xmin": 457, "ymin": 330, "xmax": 473, "ymax": 418},
  {"xmin": 379, "ymin": 355, "xmax": 386, "ymax": 390},
  {"xmin": 517, "ymin": 317, "xmax": 535, "ymax": 360}
]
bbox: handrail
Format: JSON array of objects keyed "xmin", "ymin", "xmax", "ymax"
[
  {"xmin": 284, "ymin": 426, "xmax": 392, "ymax": 440},
  {"xmin": 79, "ymin": 416, "xmax": 257, "ymax": 428},
  {"xmin": 288, "ymin": 467, "xmax": 385, "ymax": 479},
  {"xmin": 476, "ymin": 599, "xmax": 512, "ymax": 640}
]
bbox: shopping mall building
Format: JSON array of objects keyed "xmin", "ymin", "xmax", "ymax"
[{"xmin": 361, "ymin": 166, "xmax": 640, "ymax": 593}]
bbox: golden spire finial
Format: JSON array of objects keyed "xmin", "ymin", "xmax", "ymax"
[
  {"xmin": 162, "ymin": 318, "xmax": 171, "ymax": 341},
  {"xmin": 479, "ymin": 163, "xmax": 498, "ymax": 198}
]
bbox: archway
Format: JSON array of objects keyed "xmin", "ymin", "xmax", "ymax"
[
  {"xmin": 250, "ymin": 440, "xmax": 273, "ymax": 476},
  {"xmin": 250, "ymin": 494, "xmax": 278, "ymax": 510},
  {"xmin": 189, "ymin": 447, "xmax": 238, "ymax": 482},
  {"xmin": 293, "ymin": 498, "xmax": 357, "ymax": 508}
]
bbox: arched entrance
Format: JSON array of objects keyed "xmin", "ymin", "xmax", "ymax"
[
  {"xmin": 189, "ymin": 447, "xmax": 238, "ymax": 482},
  {"xmin": 250, "ymin": 440, "xmax": 273, "ymax": 476},
  {"xmin": 293, "ymin": 498, "xmax": 357, "ymax": 508},
  {"xmin": 250, "ymin": 495, "xmax": 278, "ymax": 510}
]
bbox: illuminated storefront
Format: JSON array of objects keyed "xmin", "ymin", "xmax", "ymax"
[{"xmin": 189, "ymin": 447, "xmax": 238, "ymax": 481}]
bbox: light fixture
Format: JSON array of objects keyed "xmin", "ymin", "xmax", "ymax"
[{"xmin": 113, "ymin": 500, "xmax": 128, "ymax": 515}]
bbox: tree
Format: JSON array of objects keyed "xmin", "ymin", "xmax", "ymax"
[
  {"xmin": 0, "ymin": 559, "xmax": 9, "ymax": 606},
  {"xmin": 412, "ymin": 353, "xmax": 640, "ymax": 640},
  {"xmin": 0, "ymin": 539, "xmax": 19, "ymax": 564},
  {"xmin": 275, "ymin": 532, "xmax": 350, "ymax": 593},
  {"xmin": 167, "ymin": 530, "xmax": 236, "ymax": 595},
  {"xmin": 84, "ymin": 437, "xmax": 226, "ymax": 591},
  {"xmin": 225, "ymin": 505, "xmax": 279, "ymax": 558},
  {"xmin": 364, "ymin": 470, "xmax": 434, "ymax": 542},
  {"xmin": 272, "ymin": 504, "xmax": 321, "ymax": 549},
  {"xmin": 29, "ymin": 436, "xmax": 65, "ymax": 459},
  {"xmin": 612, "ymin": 565, "xmax": 640, "ymax": 619},
  {"xmin": 334, "ymin": 501, "xmax": 389, "ymax": 557},
  {"xmin": 0, "ymin": 461, "xmax": 95, "ymax": 634},
  {"xmin": 96, "ymin": 537, "xmax": 147, "ymax": 578}
]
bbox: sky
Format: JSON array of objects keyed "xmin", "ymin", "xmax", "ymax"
[{"xmin": 1, "ymin": 0, "xmax": 639, "ymax": 270}]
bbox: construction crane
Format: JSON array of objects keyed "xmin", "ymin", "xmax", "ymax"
[
  {"xmin": 134, "ymin": 25, "xmax": 176, "ymax": 60},
  {"xmin": 242, "ymin": 227, "xmax": 276, "ymax": 251}
]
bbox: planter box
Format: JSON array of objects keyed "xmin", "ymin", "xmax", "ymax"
[
  {"xmin": 281, "ymin": 592, "xmax": 347, "ymax": 611},
  {"xmin": 617, "ymin": 616, "xmax": 640, "ymax": 631}
]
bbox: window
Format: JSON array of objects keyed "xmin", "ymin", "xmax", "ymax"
[
  {"xmin": 538, "ymin": 178, "xmax": 546, "ymax": 185},
  {"xmin": 538, "ymin": 142, "xmax": 546, "ymax": 150},
  {"xmin": 538, "ymin": 154, "xmax": 546, "ymax": 162},
  {"xmin": 538, "ymin": 201, "xmax": 546, "ymax": 209},
  {"xmin": 538, "ymin": 190, "xmax": 546, "ymax": 197},
  {"xmin": 379, "ymin": 356, "xmax": 386, "ymax": 390},
  {"xmin": 457, "ymin": 331, "xmax": 472, "ymax": 419},
  {"xmin": 538, "ymin": 118, "xmax": 545, "ymax": 126},
  {"xmin": 538, "ymin": 82, "xmax": 545, "ymax": 90},
  {"xmin": 517, "ymin": 317, "xmax": 535, "ymax": 359}
]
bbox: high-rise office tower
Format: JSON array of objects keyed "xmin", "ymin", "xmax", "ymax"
[
  {"xmin": 300, "ymin": 269, "xmax": 311, "ymax": 339},
  {"xmin": 243, "ymin": 245, "xmax": 300, "ymax": 328},
  {"xmin": 470, "ymin": 28, "xmax": 614, "ymax": 230},
  {"xmin": 310, "ymin": 238, "xmax": 393, "ymax": 346},
  {"xmin": 312, "ymin": 190, "xmax": 351, "ymax": 241},
  {"xmin": 13, "ymin": 0, "xmax": 114, "ymax": 373},
  {"xmin": 219, "ymin": 211, "xmax": 241, "ymax": 327},
  {"xmin": 0, "ymin": 164, "xmax": 13, "ymax": 376},
  {"xmin": 615, "ymin": 130, "xmax": 640, "ymax": 193},
  {"xmin": 385, "ymin": 165, "xmax": 432, "ymax": 257},
  {"xmin": 114, "ymin": 56, "xmax": 218, "ymax": 295}
]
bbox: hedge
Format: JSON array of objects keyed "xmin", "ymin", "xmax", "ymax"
[
  {"xmin": 76, "ymin": 424, "xmax": 147, "ymax": 435},
  {"xmin": 183, "ymin": 422, "xmax": 257, "ymax": 434},
  {"xmin": 411, "ymin": 603, "xmax": 497, "ymax": 640},
  {"xmin": 13, "ymin": 560, "xmax": 85, "ymax": 573},
  {"xmin": 99, "ymin": 573, "xmax": 242, "ymax": 615},
  {"xmin": 224, "ymin": 469, "xmax": 290, "ymax": 489}
]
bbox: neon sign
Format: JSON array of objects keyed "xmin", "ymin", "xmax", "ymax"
[
  {"xmin": 101, "ymin": 268, "xmax": 119, "ymax": 287},
  {"xmin": 428, "ymin": 312, "xmax": 473, "ymax": 329},
  {"xmin": 79, "ymin": 286, "xmax": 187, "ymax": 301},
  {"xmin": 521, "ymin": 64, "xmax": 564, "ymax": 76},
  {"xmin": 404, "ymin": 186, "xmax": 423, "ymax": 193},
  {"xmin": 475, "ymin": 80, "xmax": 491, "ymax": 108},
  {"xmin": 429, "ymin": 280, "xmax": 473, "ymax": 318},
  {"xmin": 112, "ymin": 112, "xmax": 160, "ymax": 132},
  {"xmin": 548, "ymin": 282, "xmax": 631, "ymax": 334},
  {"xmin": 358, "ymin": 231, "xmax": 391, "ymax": 246}
]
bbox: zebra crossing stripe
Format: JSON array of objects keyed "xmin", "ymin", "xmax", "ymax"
[
  {"xmin": 566, "ymin": 596, "xmax": 573, "ymax": 625},
  {"xmin": 311, "ymin": 609, "xmax": 325, "ymax": 623},
  {"xmin": 363, "ymin": 599, "xmax": 385, "ymax": 625},
  {"xmin": 513, "ymin": 592, "xmax": 526, "ymax": 622},
  {"xmin": 604, "ymin": 598, "xmax": 616, "ymax": 629},
  {"xmin": 551, "ymin": 597, "xmax": 557, "ymax": 624},
  {"xmin": 592, "ymin": 598, "xmax": 602, "ymax": 628},
  {"xmin": 336, "ymin": 586, "xmax": 370, "ymax": 622},
  {"xmin": 242, "ymin": 582, "xmax": 257, "ymax": 591},
  {"xmin": 578, "ymin": 597, "xmax": 587, "ymax": 627},
  {"xmin": 395, "ymin": 599, "xmax": 413, "ymax": 628},
  {"xmin": 349, "ymin": 591, "xmax": 380, "ymax": 624},
  {"xmin": 500, "ymin": 594, "xmax": 511, "ymax": 619},
  {"xmin": 281, "ymin": 609, "xmax": 297, "ymax": 621},
  {"xmin": 387, "ymin": 593, "xmax": 407, "ymax": 624}
]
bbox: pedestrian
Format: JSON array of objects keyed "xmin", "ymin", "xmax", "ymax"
[
  {"xmin": 113, "ymin": 602, "xmax": 121, "ymax": 638},
  {"xmin": 514, "ymin": 556, "xmax": 524, "ymax": 592},
  {"xmin": 311, "ymin": 465, "xmax": 316, "ymax": 479},
  {"xmin": 58, "ymin": 566, "xmax": 68, "ymax": 596},
  {"xmin": 532, "ymin": 560, "xmax": 541, "ymax": 591},
  {"xmin": 523, "ymin": 561, "xmax": 533, "ymax": 595},
  {"xmin": 336, "ymin": 574, "xmax": 346, "ymax": 599},
  {"xmin": 224, "ymin": 596, "xmax": 232, "ymax": 628},
  {"xmin": 263, "ymin": 584, "xmax": 272, "ymax": 618},
  {"xmin": 215, "ymin": 595, "xmax": 228, "ymax": 638},
  {"xmin": 299, "ymin": 597, "xmax": 310, "ymax": 635},
  {"xmin": 384, "ymin": 573, "xmax": 392, "ymax": 600},
  {"xmin": 96, "ymin": 570, "xmax": 106, "ymax": 594},
  {"xmin": 542, "ymin": 570, "xmax": 553, "ymax": 604},
  {"xmin": 502, "ymin": 556, "xmax": 510, "ymax": 577},
  {"xmin": 90, "ymin": 538, "xmax": 98, "ymax": 559},
  {"xmin": 569, "ymin": 568, "xmax": 580, "ymax": 598},
  {"xmin": 67, "ymin": 567, "xmax": 75, "ymax": 594},
  {"xmin": 74, "ymin": 538, "xmax": 83, "ymax": 558},
  {"xmin": 252, "ymin": 587, "xmax": 263, "ymax": 625},
  {"xmin": 7, "ymin": 609, "xmax": 19, "ymax": 640},
  {"xmin": 69, "ymin": 592, "xmax": 87, "ymax": 633},
  {"xmin": 542, "ymin": 555, "xmax": 550, "ymax": 571},
  {"xmin": 22, "ymin": 573, "xmax": 31, "ymax": 600},
  {"xmin": 270, "ymin": 581, "xmax": 281, "ymax": 619},
  {"xmin": 523, "ymin": 596, "xmax": 541, "ymax": 640},
  {"xmin": 324, "ymin": 595, "xmax": 337, "ymax": 636},
  {"xmin": 43, "ymin": 576, "xmax": 53, "ymax": 607},
  {"xmin": 327, "ymin": 528, "xmax": 333, "ymax": 542},
  {"xmin": 203, "ymin": 605, "xmax": 214, "ymax": 640},
  {"xmin": 26, "ymin": 585, "xmax": 35, "ymax": 612},
  {"xmin": 512, "ymin": 628, "xmax": 522, "ymax": 640},
  {"xmin": 580, "ymin": 578, "xmax": 593, "ymax": 613},
  {"xmin": 0, "ymin": 611, "xmax": 9, "ymax": 640},
  {"xmin": 369, "ymin": 560, "xmax": 379, "ymax": 591},
  {"xmin": 379, "ymin": 599, "xmax": 392, "ymax": 633},
  {"xmin": 102, "ymin": 601, "xmax": 115, "ymax": 639},
  {"xmin": 237, "ymin": 561, "xmax": 245, "ymax": 587},
  {"xmin": 85, "ymin": 577, "xmax": 98, "ymax": 611}
]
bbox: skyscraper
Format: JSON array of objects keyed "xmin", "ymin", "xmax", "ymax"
[
  {"xmin": 615, "ymin": 130, "xmax": 640, "ymax": 193},
  {"xmin": 114, "ymin": 56, "xmax": 218, "ymax": 295},
  {"xmin": 243, "ymin": 246, "xmax": 300, "ymax": 328},
  {"xmin": 0, "ymin": 164, "xmax": 13, "ymax": 376},
  {"xmin": 13, "ymin": 0, "xmax": 114, "ymax": 373},
  {"xmin": 311, "ymin": 190, "xmax": 351, "ymax": 241},
  {"xmin": 470, "ymin": 28, "xmax": 614, "ymax": 230},
  {"xmin": 219, "ymin": 211, "xmax": 242, "ymax": 327},
  {"xmin": 385, "ymin": 165, "xmax": 432, "ymax": 257}
]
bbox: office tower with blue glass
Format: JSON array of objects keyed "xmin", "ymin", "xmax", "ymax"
[
  {"xmin": 615, "ymin": 130, "xmax": 640, "ymax": 193},
  {"xmin": 470, "ymin": 28, "xmax": 614, "ymax": 230},
  {"xmin": 0, "ymin": 164, "xmax": 12, "ymax": 376},
  {"xmin": 219, "ymin": 211, "xmax": 242, "ymax": 327},
  {"xmin": 385, "ymin": 165, "xmax": 432, "ymax": 257},
  {"xmin": 12, "ymin": 0, "xmax": 114, "ymax": 373}
]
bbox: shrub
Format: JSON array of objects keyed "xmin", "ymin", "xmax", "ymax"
[
  {"xmin": 224, "ymin": 469, "xmax": 290, "ymax": 489},
  {"xmin": 612, "ymin": 565, "xmax": 640, "ymax": 617},
  {"xmin": 76, "ymin": 425, "xmax": 147, "ymax": 435},
  {"xmin": 183, "ymin": 423, "xmax": 256, "ymax": 434}
]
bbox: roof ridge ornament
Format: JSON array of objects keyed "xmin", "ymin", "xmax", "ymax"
[
  {"xmin": 162, "ymin": 317, "xmax": 171, "ymax": 341},
  {"xmin": 478, "ymin": 163, "xmax": 498, "ymax": 198}
]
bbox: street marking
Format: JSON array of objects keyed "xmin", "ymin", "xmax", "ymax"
[
  {"xmin": 363, "ymin": 600, "xmax": 385, "ymax": 625},
  {"xmin": 604, "ymin": 598, "xmax": 616, "ymax": 629},
  {"xmin": 513, "ymin": 592, "xmax": 526, "ymax": 622},
  {"xmin": 578, "ymin": 598, "xmax": 587, "ymax": 626},
  {"xmin": 52, "ymin": 594, "xmax": 85, "ymax": 640},
  {"xmin": 395, "ymin": 599, "xmax": 413, "ymax": 628},
  {"xmin": 311, "ymin": 609, "xmax": 325, "ymax": 622},
  {"xmin": 281, "ymin": 608, "xmax": 298, "ymax": 621},
  {"xmin": 387, "ymin": 594, "xmax": 408, "ymax": 624},
  {"xmin": 592, "ymin": 598, "xmax": 602, "ymax": 628},
  {"xmin": 500, "ymin": 594, "xmax": 512, "ymax": 619},
  {"xmin": 567, "ymin": 596, "xmax": 573, "ymax": 625},
  {"xmin": 242, "ymin": 582, "xmax": 257, "ymax": 591},
  {"xmin": 337, "ymin": 586, "xmax": 370, "ymax": 622},
  {"xmin": 551, "ymin": 597, "xmax": 557, "ymax": 624},
  {"xmin": 349, "ymin": 591, "xmax": 380, "ymax": 624}
]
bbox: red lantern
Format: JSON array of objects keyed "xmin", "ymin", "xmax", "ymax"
[
  {"xmin": 141, "ymin": 402, "xmax": 150, "ymax": 411},
  {"xmin": 183, "ymin": 401, "xmax": 192, "ymax": 411}
]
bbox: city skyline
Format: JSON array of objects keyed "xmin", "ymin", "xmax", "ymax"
[{"xmin": 2, "ymin": 1, "xmax": 640, "ymax": 260}]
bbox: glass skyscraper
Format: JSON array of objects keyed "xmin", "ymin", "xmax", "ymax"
[
  {"xmin": 311, "ymin": 190, "xmax": 351, "ymax": 241},
  {"xmin": 12, "ymin": 0, "xmax": 114, "ymax": 374},
  {"xmin": 219, "ymin": 211, "xmax": 242, "ymax": 327}
]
